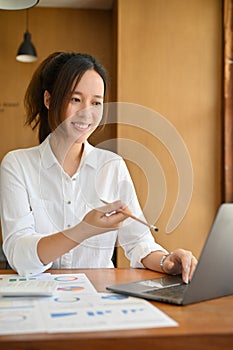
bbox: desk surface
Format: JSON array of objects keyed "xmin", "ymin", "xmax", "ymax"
[{"xmin": 0, "ymin": 268, "xmax": 233, "ymax": 350}]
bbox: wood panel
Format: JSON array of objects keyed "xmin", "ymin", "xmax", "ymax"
[
  {"xmin": 223, "ymin": 0, "xmax": 233, "ymax": 202},
  {"xmin": 116, "ymin": 0, "xmax": 223, "ymax": 266}
]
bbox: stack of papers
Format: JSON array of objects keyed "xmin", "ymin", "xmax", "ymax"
[{"xmin": 0, "ymin": 273, "xmax": 178, "ymax": 334}]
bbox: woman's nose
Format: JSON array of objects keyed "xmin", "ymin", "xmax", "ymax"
[{"xmin": 76, "ymin": 104, "xmax": 93, "ymax": 120}]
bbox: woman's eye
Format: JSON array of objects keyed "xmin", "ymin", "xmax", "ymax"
[
  {"xmin": 71, "ymin": 97, "xmax": 81, "ymax": 103},
  {"xmin": 93, "ymin": 101, "xmax": 102, "ymax": 106}
]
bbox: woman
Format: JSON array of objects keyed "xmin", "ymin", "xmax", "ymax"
[{"xmin": 0, "ymin": 52, "xmax": 197, "ymax": 280}]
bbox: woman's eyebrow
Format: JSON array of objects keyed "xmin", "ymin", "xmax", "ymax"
[
  {"xmin": 94, "ymin": 95, "xmax": 104, "ymax": 99},
  {"xmin": 72, "ymin": 91, "xmax": 103, "ymax": 99}
]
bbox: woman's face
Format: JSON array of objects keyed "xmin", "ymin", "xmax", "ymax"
[{"xmin": 63, "ymin": 69, "xmax": 104, "ymax": 144}]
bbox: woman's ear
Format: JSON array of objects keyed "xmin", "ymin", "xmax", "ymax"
[{"xmin": 44, "ymin": 90, "xmax": 51, "ymax": 109}]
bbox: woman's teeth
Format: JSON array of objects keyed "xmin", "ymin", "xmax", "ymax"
[{"xmin": 71, "ymin": 122, "xmax": 89, "ymax": 129}]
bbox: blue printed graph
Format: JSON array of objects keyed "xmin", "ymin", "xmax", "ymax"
[{"xmin": 50, "ymin": 312, "xmax": 78, "ymax": 318}]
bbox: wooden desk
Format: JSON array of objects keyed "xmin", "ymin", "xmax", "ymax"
[{"xmin": 0, "ymin": 268, "xmax": 232, "ymax": 350}]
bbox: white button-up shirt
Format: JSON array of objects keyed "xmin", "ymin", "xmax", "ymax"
[{"xmin": 0, "ymin": 135, "xmax": 166, "ymax": 276}]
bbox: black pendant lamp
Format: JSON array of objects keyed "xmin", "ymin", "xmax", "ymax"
[
  {"xmin": 0, "ymin": 0, "xmax": 39, "ymax": 10},
  {"xmin": 16, "ymin": 10, "xmax": 38, "ymax": 63}
]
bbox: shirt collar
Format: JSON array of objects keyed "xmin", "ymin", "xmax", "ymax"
[{"xmin": 39, "ymin": 134, "xmax": 98, "ymax": 170}]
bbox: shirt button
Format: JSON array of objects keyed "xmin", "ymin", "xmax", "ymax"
[
  {"xmin": 72, "ymin": 178, "xmax": 76, "ymax": 181},
  {"xmin": 67, "ymin": 224, "xmax": 71, "ymax": 228},
  {"xmin": 67, "ymin": 201, "xmax": 71, "ymax": 204}
]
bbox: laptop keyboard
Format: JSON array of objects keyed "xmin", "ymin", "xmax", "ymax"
[{"xmin": 145, "ymin": 284, "xmax": 188, "ymax": 303}]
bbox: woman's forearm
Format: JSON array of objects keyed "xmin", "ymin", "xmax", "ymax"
[
  {"xmin": 37, "ymin": 222, "xmax": 90, "ymax": 265},
  {"xmin": 37, "ymin": 231, "xmax": 78, "ymax": 265},
  {"xmin": 141, "ymin": 250, "xmax": 167, "ymax": 272}
]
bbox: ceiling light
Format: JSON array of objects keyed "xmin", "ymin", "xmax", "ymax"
[
  {"xmin": 16, "ymin": 10, "xmax": 38, "ymax": 63},
  {"xmin": 0, "ymin": 0, "xmax": 39, "ymax": 10}
]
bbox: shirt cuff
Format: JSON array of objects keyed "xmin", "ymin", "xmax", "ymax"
[
  {"xmin": 12, "ymin": 235, "xmax": 52, "ymax": 276},
  {"xmin": 130, "ymin": 241, "xmax": 168, "ymax": 268}
]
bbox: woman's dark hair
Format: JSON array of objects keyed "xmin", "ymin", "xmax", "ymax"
[{"xmin": 24, "ymin": 52, "xmax": 108, "ymax": 143}]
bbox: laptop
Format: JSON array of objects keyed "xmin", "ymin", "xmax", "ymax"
[{"xmin": 107, "ymin": 203, "xmax": 233, "ymax": 305}]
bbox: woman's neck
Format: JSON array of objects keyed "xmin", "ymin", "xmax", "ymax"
[
  {"xmin": 50, "ymin": 134, "xmax": 84, "ymax": 177},
  {"xmin": 63, "ymin": 143, "xmax": 84, "ymax": 177}
]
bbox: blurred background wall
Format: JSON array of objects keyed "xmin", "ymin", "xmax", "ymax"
[{"xmin": 0, "ymin": 0, "xmax": 223, "ymax": 267}]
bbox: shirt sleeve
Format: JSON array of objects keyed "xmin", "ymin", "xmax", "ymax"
[
  {"xmin": 116, "ymin": 160, "xmax": 168, "ymax": 268},
  {"xmin": 0, "ymin": 152, "xmax": 52, "ymax": 276}
]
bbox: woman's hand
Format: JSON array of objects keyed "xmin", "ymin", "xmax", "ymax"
[
  {"xmin": 161, "ymin": 249, "xmax": 198, "ymax": 284},
  {"xmin": 63, "ymin": 200, "xmax": 129, "ymax": 244},
  {"xmin": 83, "ymin": 200, "xmax": 128, "ymax": 233}
]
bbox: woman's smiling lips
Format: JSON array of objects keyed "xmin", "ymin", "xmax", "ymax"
[{"xmin": 71, "ymin": 121, "xmax": 91, "ymax": 131}]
